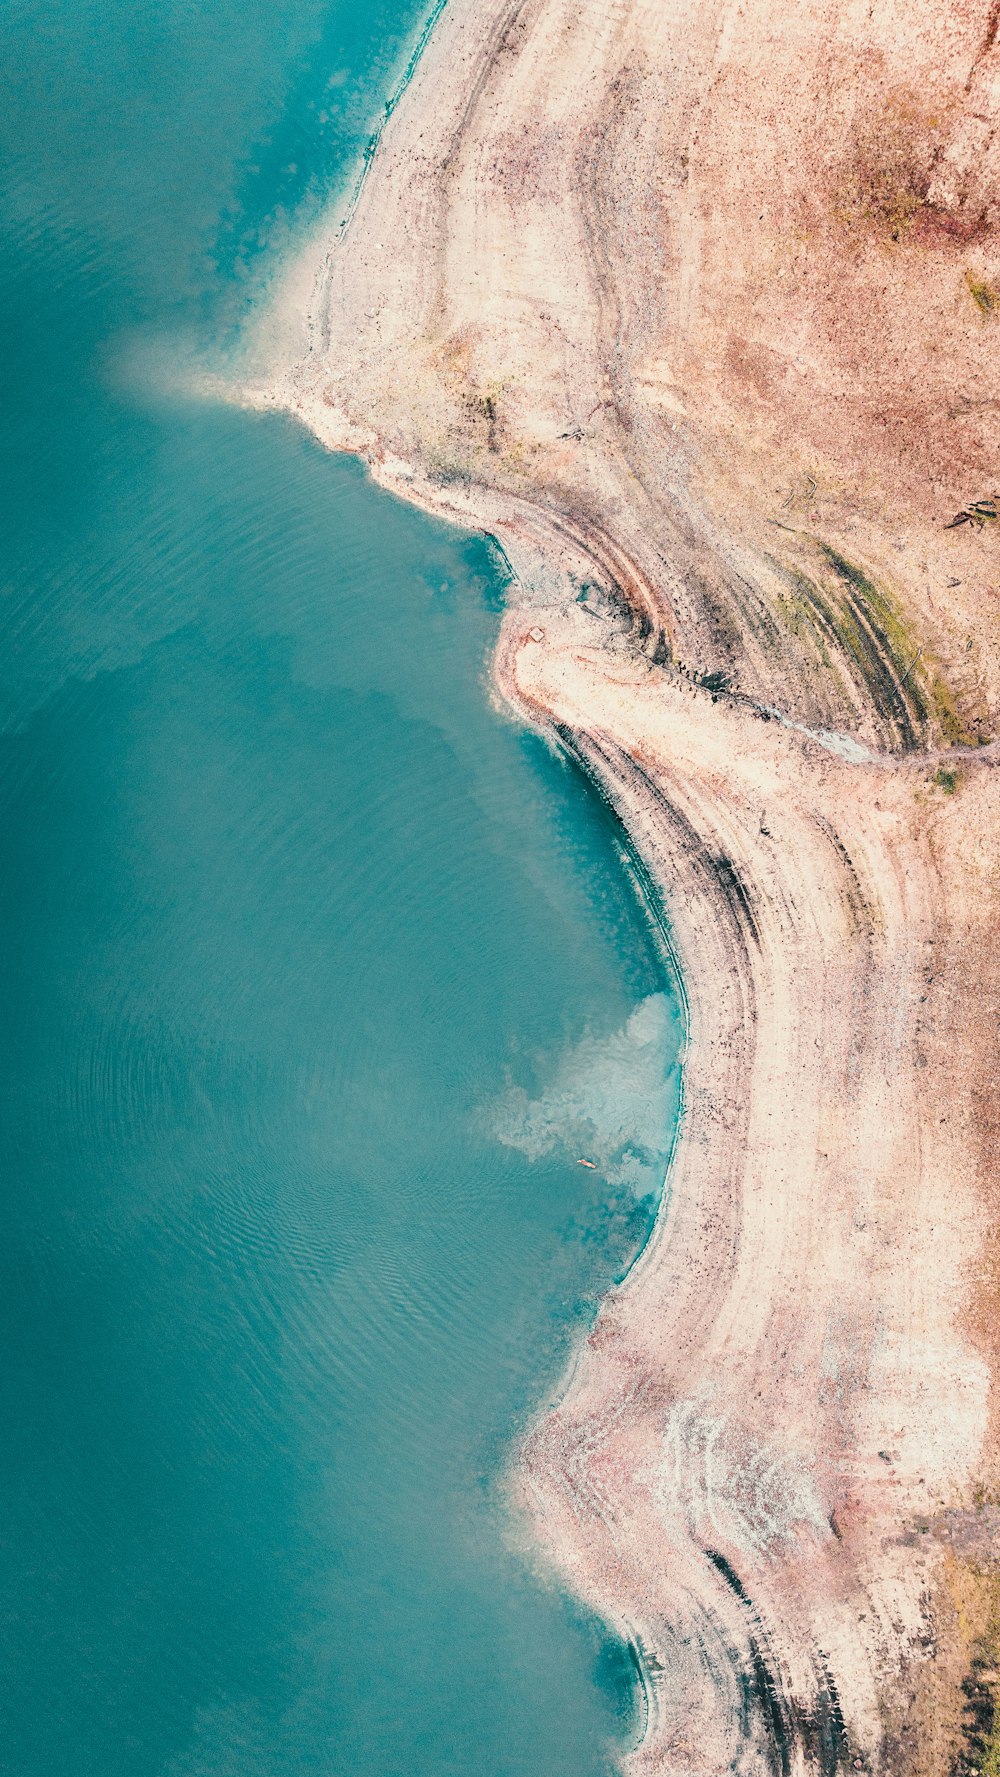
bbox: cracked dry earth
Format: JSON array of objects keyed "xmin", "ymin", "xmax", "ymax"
[{"xmin": 249, "ymin": 0, "xmax": 1000, "ymax": 1769}]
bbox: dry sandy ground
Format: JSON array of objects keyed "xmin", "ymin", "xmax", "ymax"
[{"xmin": 242, "ymin": 0, "xmax": 1000, "ymax": 1770}]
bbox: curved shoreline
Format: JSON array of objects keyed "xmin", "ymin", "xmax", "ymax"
[
  {"xmin": 503, "ymin": 625, "xmax": 995, "ymax": 1774},
  {"xmin": 304, "ymin": 0, "xmax": 450, "ymax": 322},
  {"xmin": 549, "ymin": 725, "xmax": 690, "ymax": 1292},
  {"xmin": 246, "ymin": 0, "xmax": 1000, "ymax": 1770}
]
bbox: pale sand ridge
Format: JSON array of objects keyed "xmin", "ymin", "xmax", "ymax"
[{"xmin": 245, "ymin": 1, "xmax": 1000, "ymax": 1770}]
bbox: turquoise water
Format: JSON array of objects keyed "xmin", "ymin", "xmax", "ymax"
[{"xmin": 0, "ymin": 4, "xmax": 683, "ymax": 1774}]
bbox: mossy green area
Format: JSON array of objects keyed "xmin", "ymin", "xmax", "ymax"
[
  {"xmin": 800, "ymin": 545, "xmax": 927, "ymax": 745},
  {"xmin": 770, "ymin": 541, "xmax": 969, "ymax": 748},
  {"xmin": 965, "ymin": 270, "xmax": 1000, "ymax": 317},
  {"xmin": 934, "ymin": 766, "xmax": 959, "ymax": 794}
]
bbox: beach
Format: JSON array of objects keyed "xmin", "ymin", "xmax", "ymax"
[{"xmin": 250, "ymin": 0, "xmax": 1000, "ymax": 1769}]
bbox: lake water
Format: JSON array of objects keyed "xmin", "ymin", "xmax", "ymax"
[{"xmin": 0, "ymin": 2, "xmax": 683, "ymax": 1772}]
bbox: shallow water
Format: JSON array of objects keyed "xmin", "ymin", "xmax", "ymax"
[{"xmin": 0, "ymin": 3, "xmax": 683, "ymax": 1773}]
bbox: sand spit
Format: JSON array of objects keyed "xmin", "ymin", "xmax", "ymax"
[{"xmin": 248, "ymin": 0, "xmax": 1000, "ymax": 1770}]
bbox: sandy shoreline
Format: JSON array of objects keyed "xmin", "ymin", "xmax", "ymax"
[{"xmin": 244, "ymin": 0, "xmax": 1000, "ymax": 1770}]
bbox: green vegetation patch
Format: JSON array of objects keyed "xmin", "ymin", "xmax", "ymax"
[
  {"xmin": 765, "ymin": 541, "xmax": 972, "ymax": 748},
  {"xmin": 933, "ymin": 765, "xmax": 959, "ymax": 794},
  {"xmin": 966, "ymin": 269, "xmax": 1000, "ymax": 317},
  {"xmin": 930, "ymin": 674, "xmax": 973, "ymax": 746},
  {"xmin": 821, "ymin": 547, "xmax": 976, "ymax": 745},
  {"xmin": 813, "ymin": 547, "xmax": 930, "ymax": 743},
  {"xmin": 820, "ymin": 548, "xmax": 916, "ymax": 666}
]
